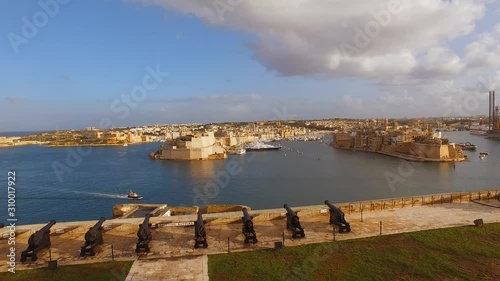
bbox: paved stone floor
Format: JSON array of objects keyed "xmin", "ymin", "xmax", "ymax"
[
  {"xmin": 2, "ymin": 200, "xmax": 500, "ymax": 280},
  {"xmin": 125, "ymin": 255, "xmax": 208, "ymax": 281}
]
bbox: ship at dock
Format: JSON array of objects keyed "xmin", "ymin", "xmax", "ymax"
[
  {"xmin": 469, "ymin": 123, "xmax": 489, "ymax": 135},
  {"xmin": 245, "ymin": 141, "xmax": 281, "ymax": 151}
]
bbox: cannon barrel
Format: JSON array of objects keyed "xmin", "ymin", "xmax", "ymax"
[
  {"xmin": 196, "ymin": 211, "xmax": 203, "ymax": 224},
  {"xmin": 30, "ymin": 220, "xmax": 56, "ymax": 245},
  {"xmin": 242, "ymin": 208, "xmax": 252, "ymax": 222},
  {"xmin": 142, "ymin": 214, "xmax": 151, "ymax": 226},
  {"xmin": 324, "ymin": 200, "xmax": 344, "ymax": 218},
  {"xmin": 283, "ymin": 204, "xmax": 297, "ymax": 218},
  {"xmin": 137, "ymin": 214, "xmax": 151, "ymax": 239},
  {"xmin": 324, "ymin": 200, "xmax": 335, "ymax": 210},
  {"xmin": 91, "ymin": 217, "xmax": 106, "ymax": 231},
  {"xmin": 194, "ymin": 210, "xmax": 208, "ymax": 248},
  {"xmin": 324, "ymin": 200, "xmax": 341, "ymax": 215},
  {"xmin": 195, "ymin": 211, "xmax": 205, "ymax": 236},
  {"xmin": 84, "ymin": 217, "xmax": 106, "ymax": 242},
  {"xmin": 38, "ymin": 220, "xmax": 56, "ymax": 234}
]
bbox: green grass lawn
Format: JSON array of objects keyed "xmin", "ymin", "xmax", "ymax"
[
  {"xmin": 209, "ymin": 223, "xmax": 500, "ymax": 281},
  {"xmin": 0, "ymin": 261, "xmax": 133, "ymax": 281}
]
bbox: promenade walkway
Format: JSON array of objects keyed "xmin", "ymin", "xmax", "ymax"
[{"xmin": 1, "ymin": 191, "xmax": 499, "ymax": 280}]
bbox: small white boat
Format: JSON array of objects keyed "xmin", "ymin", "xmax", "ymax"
[
  {"xmin": 235, "ymin": 148, "xmax": 246, "ymax": 154},
  {"xmin": 127, "ymin": 190, "xmax": 143, "ymax": 200},
  {"xmin": 123, "ymin": 143, "xmax": 128, "ymax": 147},
  {"xmin": 479, "ymin": 155, "xmax": 485, "ymax": 160},
  {"xmin": 227, "ymin": 148, "xmax": 246, "ymax": 155}
]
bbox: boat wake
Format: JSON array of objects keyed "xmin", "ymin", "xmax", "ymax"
[
  {"xmin": 85, "ymin": 192, "xmax": 129, "ymax": 199},
  {"xmin": 47, "ymin": 188, "xmax": 129, "ymax": 199}
]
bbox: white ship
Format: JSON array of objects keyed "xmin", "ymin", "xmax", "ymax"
[
  {"xmin": 469, "ymin": 124, "xmax": 489, "ymax": 135},
  {"xmin": 245, "ymin": 141, "xmax": 281, "ymax": 151}
]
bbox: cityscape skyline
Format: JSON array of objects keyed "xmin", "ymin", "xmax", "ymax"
[{"xmin": 1, "ymin": 0, "xmax": 500, "ymax": 132}]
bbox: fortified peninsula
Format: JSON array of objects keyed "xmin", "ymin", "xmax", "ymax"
[{"xmin": 332, "ymin": 120, "xmax": 466, "ymax": 162}]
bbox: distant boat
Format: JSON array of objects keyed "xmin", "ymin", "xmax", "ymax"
[
  {"xmin": 235, "ymin": 148, "xmax": 246, "ymax": 155},
  {"xmin": 479, "ymin": 154, "xmax": 485, "ymax": 160},
  {"xmin": 458, "ymin": 142, "xmax": 477, "ymax": 151},
  {"xmin": 123, "ymin": 143, "xmax": 128, "ymax": 147},
  {"xmin": 127, "ymin": 190, "xmax": 142, "ymax": 200}
]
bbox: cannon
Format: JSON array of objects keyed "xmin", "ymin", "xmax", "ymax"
[
  {"xmin": 324, "ymin": 200, "xmax": 351, "ymax": 233},
  {"xmin": 241, "ymin": 208, "xmax": 257, "ymax": 244},
  {"xmin": 283, "ymin": 204, "xmax": 305, "ymax": 238},
  {"xmin": 80, "ymin": 217, "xmax": 106, "ymax": 257},
  {"xmin": 135, "ymin": 214, "xmax": 152, "ymax": 253},
  {"xmin": 20, "ymin": 220, "xmax": 56, "ymax": 262},
  {"xmin": 194, "ymin": 211, "xmax": 208, "ymax": 248}
]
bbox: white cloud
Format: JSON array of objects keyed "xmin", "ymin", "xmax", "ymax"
[
  {"xmin": 464, "ymin": 23, "xmax": 500, "ymax": 69},
  {"xmin": 131, "ymin": 0, "xmax": 487, "ymax": 81},
  {"xmin": 128, "ymin": 0, "xmax": 499, "ymax": 118}
]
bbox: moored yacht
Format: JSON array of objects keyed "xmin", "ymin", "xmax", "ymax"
[
  {"xmin": 469, "ymin": 123, "xmax": 489, "ymax": 135},
  {"xmin": 245, "ymin": 141, "xmax": 281, "ymax": 151}
]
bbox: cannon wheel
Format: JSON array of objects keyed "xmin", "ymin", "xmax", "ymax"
[
  {"xmin": 203, "ymin": 242, "xmax": 208, "ymax": 248},
  {"xmin": 244, "ymin": 237, "xmax": 249, "ymax": 244},
  {"xmin": 20, "ymin": 252, "xmax": 27, "ymax": 262},
  {"xmin": 31, "ymin": 254, "xmax": 38, "ymax": 262},
  {"xmin": 89, "ymin": 249, "xmax": 95, "ymax": 256},
  {"xmin": 253, "ymin": 238, "xmax": 258, "ymax": 244},
  {"xmin": 194, "ymin": 243, "xmax": 199, "ymax": 249}
]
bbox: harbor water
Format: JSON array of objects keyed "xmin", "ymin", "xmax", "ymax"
[{"xmin": 1, "ymin": 132, "xmax": 499, "ymax": 224}]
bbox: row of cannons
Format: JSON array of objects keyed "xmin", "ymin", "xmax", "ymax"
[{"xmin": 18, "ymin": 201, "xmax": 351, "ymax": 261}]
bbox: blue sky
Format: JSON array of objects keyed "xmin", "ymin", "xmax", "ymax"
[{"xmin": 1, "ymin": 0, "xmax": 500, "ymax": 131}]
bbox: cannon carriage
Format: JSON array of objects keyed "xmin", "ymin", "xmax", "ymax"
[
  {"xmin": 135, "ymin": 214, "xmax": 152, "ymax": 253},
  {"xmin": 80, "ymin": 217, "xmax": 106, "ymax": 257},
  {"xmin": 283, "ymin": 204, "xmax": 305, "ymax": 238},
  {"xmin": 241, "ymin": 208, "xmax": 257, "ymax": 244},
  {"xmin": 20, "ymin": 220, "xmax": 56, "ymax": 262},
  {"xmin": 194, "ymin": 211, "xmax": 208, "ymax": 248},
  {"xmin": 324, "ymin": 200, "xmax": 351, "ymax": 233}
]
